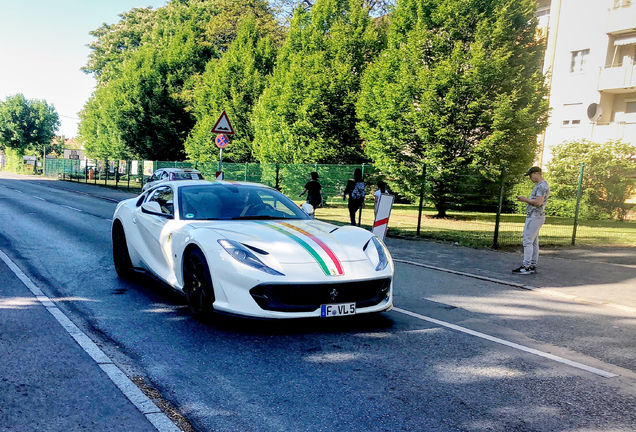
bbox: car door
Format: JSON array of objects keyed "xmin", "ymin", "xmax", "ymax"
[{"xmin": 134, "ymin": 185, "xmax": 175, "ymax": 282}]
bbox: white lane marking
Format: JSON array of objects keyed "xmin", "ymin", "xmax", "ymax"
[
  {"xmin": 394, "ymin": 258, "xmax": 636, "ymax": 313},
  {"xmin": 392, "ymin": 307, "xmax": 618, "ymax": 378},
  {"xmin": 0, "ymin": 249, "xmax": 181, "ymax": 432},
  {"xmin": 33, "ymin": 196, "xmax": 46, "ymax": 201},
  {"xmin": 61, "ymin": 204, "xmax": 83, "ymax": 212}
]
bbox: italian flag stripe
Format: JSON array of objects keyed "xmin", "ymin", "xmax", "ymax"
[
  {"xmin": 260, "ymin": 222, "xmax": 331, "ymax": 275},
  {"xmin": 278, "ymin": 222, "xmax": 344, "ymax": 276}
]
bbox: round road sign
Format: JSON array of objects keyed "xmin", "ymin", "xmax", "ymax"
[{"xmin": 215, "ymin": 134, "xmax": 229, "ymax": 149}]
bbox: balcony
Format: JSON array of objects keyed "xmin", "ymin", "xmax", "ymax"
[
  {"xmin": 598, "ymin": 65, "xmax": 636, "ymax": 92},
  {"xmin": 591, "ymin": 121, "xmax": 636, "ymax": 143},
  {"xmin": 607, "ymin": 1, "xmax": 636, "ymax": 34}
]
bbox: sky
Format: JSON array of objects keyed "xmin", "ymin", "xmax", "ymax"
[{"xmin": 0, "ymin": 0, "xmax": 167, "ymax": 138}]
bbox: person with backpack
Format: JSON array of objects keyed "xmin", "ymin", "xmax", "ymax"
[
  {"xmin": 299, "ymin": 171, "xmax": 322, "ymax": 210},
  {"xmin": 343, "ymin": 168, "xmax": 365, "ymax": 225}
]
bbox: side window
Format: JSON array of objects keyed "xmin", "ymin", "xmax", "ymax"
[
  {"xmin": 161, "ymin": 171, "xmax": 169, "ymax": 180},
  {"xmin": 258, "ymin": 191, "xmax": 295, "ymax": 216},
  {"xmin": 147, "ymin": 186, "xmax": 174, "ymax": 215}
]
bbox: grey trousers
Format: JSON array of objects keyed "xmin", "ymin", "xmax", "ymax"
[{"xmin": 522, "ymin": 215, "xmax": 545, "ymax": 267}]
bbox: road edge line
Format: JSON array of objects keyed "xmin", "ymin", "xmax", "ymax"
[{"xmin": 0, "ymin": 249, "xmax": 181, "ymax": 432}]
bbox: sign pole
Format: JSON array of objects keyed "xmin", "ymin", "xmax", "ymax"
[{"xmin": 212, "ymin": 111, "xmax": 234, "ymax": 181}]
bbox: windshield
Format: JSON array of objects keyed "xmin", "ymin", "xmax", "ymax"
[
  {"xmin": 172, "ymin": 171, "xmax": 203, "ymax": 180},
  {"xmin": 178, "ymin": 184, "xmax": 309, "ymax": 221}
]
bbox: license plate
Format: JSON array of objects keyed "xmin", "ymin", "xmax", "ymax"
[{"xmin": 321, "ymin": 303, "xmax": 356, "ymax": 317}]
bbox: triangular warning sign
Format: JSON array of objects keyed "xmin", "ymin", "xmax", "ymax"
[{"xmin": 211, "ymin": 111, "xmax": 235, "ymax": 135}]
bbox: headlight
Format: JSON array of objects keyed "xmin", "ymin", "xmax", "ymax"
[
  {"xmin": 365, "ymin": 236, "xmax": 389, "ymax": 271},
  {"xmin": 218, "ymin": 239, "xmax": 284, "ymax": 276}
]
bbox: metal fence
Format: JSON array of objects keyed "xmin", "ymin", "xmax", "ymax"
[{"xmin": 40, "ymin": 158, "xmax": 636, "ymax": 249}]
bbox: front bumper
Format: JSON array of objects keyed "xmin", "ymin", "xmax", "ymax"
[
  {"xmin": 250, "ymin": 278, "xmax": 391, "ymax": 312},
  {"xmin": 209, "ymin": 255, "xmax": 394, "ymax": 319}
]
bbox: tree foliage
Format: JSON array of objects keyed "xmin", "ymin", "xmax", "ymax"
[
  {"xmin": 79, "ymin": 0, "xmax": 281, "ymax": 160},
  {"xmin": 0, "ymin": 94, "xmax": 60, "ymax": 155},
  {"xmin": 252, "ymin": 0, "xmax": 386, "ymax": 163},
  {"xmin": 82, "ymin": 7, "xmax": 158, "ymax": 84},
  {"xmin": 547, "ymin": 139, "xmax": 636, "ymax": 221},
  {"xmin": 357, "ymin": 0, "xmax": 548, "ymax": 216},
  {"xmin": 184, "ymin": 16, "xmax": 278, "ymax": 163}
]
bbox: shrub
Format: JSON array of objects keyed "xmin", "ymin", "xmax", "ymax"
[{"xmin": 547, "ymin": 139, "xmax": 636, "ymax": 221}]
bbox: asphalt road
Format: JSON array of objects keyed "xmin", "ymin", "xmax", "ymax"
[{"xmin": 1, "ymin": 173, "xmax": 635, "ymax": 432}]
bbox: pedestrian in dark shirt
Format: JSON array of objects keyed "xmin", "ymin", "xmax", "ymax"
[
  {"xmin": 299, "ymin": 171, "xmax": 322, "ymax": 209},
  {"xmin": 343, "ymin": 168, "xmax": 365, "ymax": 225}
]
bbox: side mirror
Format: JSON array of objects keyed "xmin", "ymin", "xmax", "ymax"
[
  {"xmin": 301, "ymin": 203, "xmax": 314, "ymax": 217},
  {"xmin": 141, "ymin": 201, "xmax": 163, "ymax": 215}
]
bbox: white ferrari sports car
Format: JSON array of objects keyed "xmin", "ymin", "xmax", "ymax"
[{"xmin": 112, "ymin": 180, "xmax": 393, "ymax": 319}]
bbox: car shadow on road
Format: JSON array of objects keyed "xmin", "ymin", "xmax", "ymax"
[
  {"xmin": 206, "ymin": 311, "xmax": 396, "ymax": 336},
  {"xmin": 127, "ymin": 272, "xmax": 396, "ymax": 336}
]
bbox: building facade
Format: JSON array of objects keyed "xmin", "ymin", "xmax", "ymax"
[{"xmin": 538, "ymin": 0, "xmax": 636, "ymax": 166}]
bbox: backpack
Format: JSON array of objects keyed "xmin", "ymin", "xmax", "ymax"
[{"xmin": 351, "ymin": 181, "xmax": 365, "ymax": 200}]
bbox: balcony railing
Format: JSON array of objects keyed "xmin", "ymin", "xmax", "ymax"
[
  {"xmin": 591, "ymin": 121, "xmax": 636, "ymax": 143},
  {"xmin": 598, "ymin": 65, "xmax": 636, "ymax": 91}
]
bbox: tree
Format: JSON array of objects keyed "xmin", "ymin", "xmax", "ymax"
[
  {"xmin": 0, "ymin": 94, "xmax": 60, "ymax": 155},
  {"xmin": 185, "ymin": 15, "xmax": 278, "ymax": 162},
  {"xmin": 547, "ymin": 139, "xmax": 636, "ymax": 221},
  {"xmin": 270, "ymin": 0, "xmax": 395, "ymax": 21},
  {"xmin": 357, "ymin": 0, "xmax": 548, "ymax": 216},
  {"xmin": 82, "ymin": 7, "xmax": 158, "ymax": 84},
  {"xmin": 252, "ymin": 0, "xmax": 385, "ymax": 163},
  {"xmin": 80, "ymin": 0, "xmax": 282, "ymax": 160}
]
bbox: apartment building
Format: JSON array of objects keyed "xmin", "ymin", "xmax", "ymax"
[{"xmin": 538, "ymin": 0, "xmax": 636, "ymax": 165}]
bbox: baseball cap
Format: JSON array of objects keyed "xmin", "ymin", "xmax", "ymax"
[{"xmin": 524, "ymin": 166, "xmax": 542, "ymax": 176}]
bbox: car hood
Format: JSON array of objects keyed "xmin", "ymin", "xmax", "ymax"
[{"xmin": 191, "ymin": 219, "xmax": 372, "ymax": 266}]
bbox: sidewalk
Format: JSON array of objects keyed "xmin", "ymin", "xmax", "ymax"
[{"xmin": 385, "ymin": 237, "xmax": 636, "ymax": 310}]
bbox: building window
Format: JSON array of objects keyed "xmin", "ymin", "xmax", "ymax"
[
  {"xmin": 570, "ymin": 49, "xmax": 589, "ymax": 73},
  {"xmin": 562, "ymin": 103, "xmax": 583, "ymax": 127}
]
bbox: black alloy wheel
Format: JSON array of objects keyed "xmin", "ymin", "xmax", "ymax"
[
  {"xmin": 184, "ymin": 249, "xmax": 215, "ymax": 320},
  {"xmin": 112, "ymin": 223, "xmax": 133, "ymax": 279}
]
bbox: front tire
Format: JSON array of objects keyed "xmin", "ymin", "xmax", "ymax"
[
  {"xmin": 183, "ymin": 248, "xmax": 215, "ymax": 320},
  {"xmin": 112, "ymin": 222, "xmax": 133, "ymax": 279}
]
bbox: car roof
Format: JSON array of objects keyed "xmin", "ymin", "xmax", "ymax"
[
  {"xmin": 158, "ymin": 167, "xmax": 202, "ymax": 173},
  {"xmin": 168, "ymin": 180, "xmax": 274, "ymax": 190}
]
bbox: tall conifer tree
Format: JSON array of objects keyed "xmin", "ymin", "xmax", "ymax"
[
  {"xmin": 252, "ymin": 0, "xmax": 385, "ymax": 163},
  {"xmin": 357, "ymin": 0, "xmax": 548, "ymax": 216}
]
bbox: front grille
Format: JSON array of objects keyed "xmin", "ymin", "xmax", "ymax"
[{"xmin": 249, "ymin": 278, "xmax": 391, "ymax": 312}]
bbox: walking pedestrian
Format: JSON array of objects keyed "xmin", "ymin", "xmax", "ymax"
[
  {"xmin": 299, "ymin": 171, "xmax": 322, "ymax": 209},
  {"xmin": 343, "ymin": 168, "xmax": 365, "ymax": 225},
  {"xmin": 374, "ymin": 180, "xmax": 387, "ymax": 216},
  {"xmin": 513, "ymin": 166, "xmax": 550, "ymax": 275}
]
